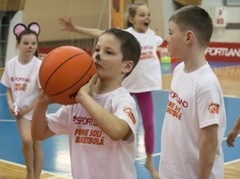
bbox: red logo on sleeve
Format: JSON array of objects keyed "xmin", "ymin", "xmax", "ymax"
[
  {"xmin": 208, "ymin": 102, "xmax": 220, "ymax": 114},
  {"xmin": 123, "ymin": 107, "xmax": 136, "ymax": 125}
]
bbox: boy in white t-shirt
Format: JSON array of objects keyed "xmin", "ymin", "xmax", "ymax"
[
  {"xmin": 58, "ymin": 2, "xmax": 163, "ymax": 177},
  {"xmin": 31, "ymin": 28, "xmax": 141, "ymax": 179},
  {"xmin": 159, "ymin": 6, "xmax": 226, "ymax": 179}
]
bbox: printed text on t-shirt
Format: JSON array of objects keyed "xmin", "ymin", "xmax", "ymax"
[
  {"xmin": 140, "ymin": 46, "xmax": 155, "ymax": 60},
  {"xmin": 166, "ymin": 90, "xmax": 188, "ymax": 120}
]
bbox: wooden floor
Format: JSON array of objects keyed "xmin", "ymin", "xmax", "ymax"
[
  {"xmin": 224, "ymin": 160, "xmax": 240, "ymax": 179},
  {"xmin": 0, "ymin": 160, "xmax": 71, "ymax": 179},
  {"xmin": 1, "ymin": 160, "xmax": 239, "ymax": 179},
  {"xmin": 1, "ymin": 64, "xmax": 240, "ymax": 178}
]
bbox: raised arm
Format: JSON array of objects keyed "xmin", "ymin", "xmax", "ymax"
[
  {"xmin": 59, "ymin": 17, "xmax": 103, "ymax": 37},
  {"xmin": 31, "ymin": 92, "xmax": 55, "ymax": 140}
]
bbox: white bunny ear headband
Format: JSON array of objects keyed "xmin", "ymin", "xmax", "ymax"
[{"xmin": 13, "ymin": 22, "xmax": 40, "ymax": 37}]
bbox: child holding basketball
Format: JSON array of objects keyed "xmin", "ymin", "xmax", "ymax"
[
  {"xmin": 159, "ymin": 5, "xmax": 226, "ymax": 179},
  {"xmin": 226, "ymin": 117, "xmax": 240, "ymax": 147},
  {"xmin": 1, "ymin": 22, "xmax": 43, "ymax": 179},
  {"xmin": 31, "ymin": 28, "xmax": 141, "ymax": 179},
  {"xmin": 59, "ymin": 1, "xmax": 162, "ymax": 178}
]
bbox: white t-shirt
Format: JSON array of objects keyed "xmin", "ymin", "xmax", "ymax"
[
  {"xmin": 122, "ymin": 27, "xmax": 163, "ymax": 93},
  {"xmin": 159, "ymin": 62, "xmax": 226, "ymax": 179},
  {"xmin": 47, "ymin": 87, "xmax": 138, "ymax": 179},
  {"xmin": 1, "ymin": 56, "xmax": 42, "ymax": 120}
]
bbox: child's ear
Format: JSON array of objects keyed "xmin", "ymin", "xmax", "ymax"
[
  {"xmin": 128, "ymin": 17, "xmax": 134, "ymax": 25},
  {"xmin": 185, "ymin": 30, "xmax": 194, "ymax": 45},
  {"xmin": 122, "ymin": 60, "xmax": 134, "ymax": 74}
]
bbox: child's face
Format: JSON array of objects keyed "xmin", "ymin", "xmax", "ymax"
[
  {"xmin": 18, "ymin": 34, "xmax": 38, "ymax": 57},
  {"xmin": 92, "ymin": 33, "xmax": 129, "ymax": 80},
  {"xmin": 130, "ymin": 5, "xmax": 150, "ymax": 33},
  {"xmin": 167, "ymin": 21, "xmax": 186, "ymax": 59}
]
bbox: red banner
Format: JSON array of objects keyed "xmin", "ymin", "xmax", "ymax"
[
  {"xmin": 39, "ymin": 42, "xmax": 240, "ymax": 63},
  {"xmin": 205, "ymin": 42, "xmax": 240, "ymax": 62}
]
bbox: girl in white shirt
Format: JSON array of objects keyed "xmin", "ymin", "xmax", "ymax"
[{"xmin": 1, "ymin": 22, "xmax": 43, "ymax": 179}]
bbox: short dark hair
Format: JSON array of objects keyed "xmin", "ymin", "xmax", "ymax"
[
  {"xmin": 101, "ymin": 28, "xmax": 141, "ymax": 76},
  {"xmin": 169, "ymin": 5, "xmax": 213, "ymax": 48}
]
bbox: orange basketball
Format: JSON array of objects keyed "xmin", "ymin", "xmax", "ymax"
[{"xmin": 39, "ymin": 46, "xmax": 96, "ymax": 105}]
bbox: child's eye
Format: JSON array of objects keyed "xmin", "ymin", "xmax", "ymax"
[
  {"xmin": 106, "ymin": 50, "xmax": 113, "ymax": 55},
  {"xmin": 94, "ymin": 48, "xmax": 100, "ymax": 52}
]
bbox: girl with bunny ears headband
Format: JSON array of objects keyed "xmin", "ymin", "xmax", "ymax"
[
  {"xmin": 1, "ymin": 21, "xmax": 44, "ymax": 178},
  {"xmin": 13, "ymin": 22, "xmax": 41, "ymax": 57},
  {"xmin": 13, "ymin": 22, "xmax": 40, "ymax": 42}
]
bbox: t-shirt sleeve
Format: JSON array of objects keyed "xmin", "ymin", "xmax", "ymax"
[
  {"xmin": 47, "ymin": 105, "xmax": 70, "ymax": 135},
  {"xmin": 113, "ymin": 95, "xmax": 138, "ymax": 143},
  {"xmin": 197, "ymin": 83, "xmax": 222, "ymax": 129}
]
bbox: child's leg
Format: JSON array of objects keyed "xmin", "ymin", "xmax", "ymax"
[
  {"xmin": 33, "ymin": 140, "xmax": 43, "ymax": 179},
  {"xmin": 134, "ymin": 92, "xmax": 154, "ymax": 154},
  {"xmin": 134, "ymin": 92, "xmax": 159, "ymax": 179},
  {"xmin": 17, "ymin": 118, "xmax": 34, "ymax": 179}
]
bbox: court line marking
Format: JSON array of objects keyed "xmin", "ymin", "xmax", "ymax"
[
  {"xmin": 135, "ymin": 136, "xmax": 240, "ymax": 161},
  {"xmin": 0, "ymin": 119, "xmax": 15, "ymax": 122},
  {"xmin": 224, "ymin": 159, "xmax": 240, "ymax": 165},
  {"xmin": 0, "ymin": 159, "xmax": 72, "ymax": 178},
  {"xmin": 136, "ymin": 153, "xmax": 161, "ymax": 160}
]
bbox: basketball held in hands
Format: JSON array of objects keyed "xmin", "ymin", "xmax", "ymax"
[{"xmin": 39, "ymin": 46, "xmax": 96, "ymax": 105}]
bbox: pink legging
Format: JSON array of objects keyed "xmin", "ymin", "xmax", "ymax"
[{"xmin": 131, "ymin": 91, "xmax": 154, "ymax": 154}]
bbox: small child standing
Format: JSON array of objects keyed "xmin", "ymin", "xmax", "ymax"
[
  {"xmin": 1, "ymin": 22, "xmax": 43, "ymax": 179},
  {"xmin": 59, "ymin": 1, "xmax": 162, "ymax": 178},
  {"xmin": 31, "ymin": 28, "xmax": 141, "ymax": 179},
  {"xmin": 159, "ymin": 5, "xmax": 226, "ymax": 179}
]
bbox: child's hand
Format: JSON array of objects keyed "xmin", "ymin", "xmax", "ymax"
[
  {"xmin": 9, "ymin": 104, "xmax": 19, "ymax": 117},
  {"xmin": 38, "ymin": 90, "xmax": 54, "ymax": 104},
  {"xmin": 15, "ymin": 106, "xmax": 28, "ymax": 119},
  {"xmin": 81, "ymin": 74, "xmax": 99, "ymax": 96},
  {"xmin": 226, "ymin": 129, "xmax": 239, "ymax": 147},
  {"xmin": 59, "ymin": 18, "xmax": 75, "ymax": 32},
  {"xmin": 75, "ymin": 75, "xmax": 99, "ymax": 102}
]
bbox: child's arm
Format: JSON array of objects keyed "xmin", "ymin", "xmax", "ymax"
[
  {"xmin": 31, "ymin": 91, "xmax": 55, "ymax": 140},
  {"xmin": 6, "ymin": 88, "xmax": 15, "ymax": 116},
  {"xmin": 59, "ymin": 18, "xmax": 103, "ymax": 37},
  {"xmin": 226, "ymin": 117, "xmax": 240, "ymax": 147},
  {"xmin": 75, "ymin": 75, "xmax": 132, "ymax": 141},
  {"xmin": 198, "ymin": 124, "xmax": 218, "ymax": 179}
]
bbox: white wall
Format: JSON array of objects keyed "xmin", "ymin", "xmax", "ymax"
[
  {"xmin": 22, "ymin": 0, "xmax": 109, "ymax": 42},
  {"xmin": 5, "ymin": 11, "xmax": 22, "ymax": 65},
  {"xmin": 6, "ymin": 0, "xmax": 240, "ymax": 65},
  {"xmin": 149, "ymin": 0, "xmax": 240, "ymax": 42}
]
